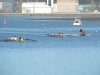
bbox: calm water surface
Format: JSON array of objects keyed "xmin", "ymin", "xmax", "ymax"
[{"xmin": 0, "ymin": 16, "xmax": 100, "ymax": 75}]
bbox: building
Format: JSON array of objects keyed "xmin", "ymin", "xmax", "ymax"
[
  {"xmin": 22, "ymin": 0, "xmax": 57, "ymax": 13},
  {"xmin": 78, "ymin": 4, "xmax": 100, "ymax": 13},
  {"xmin": 0, "ymin": 2, "xmax": 12, "ymax": 13},
  {"xmin": 22, "ymin": 0, "xmax": 79, "ymax": 13},
  {"xmin": 57, "ymin": 0, "xmax": 79, "ymax": 13},
  {"xmin": 22, "ymin": 2, "xmax": 52, "ymax": 13}
]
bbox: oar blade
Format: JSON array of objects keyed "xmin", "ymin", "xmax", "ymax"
[{"xmin": 25, "ymin": 39, "xmax": 37, "ymax": 42}]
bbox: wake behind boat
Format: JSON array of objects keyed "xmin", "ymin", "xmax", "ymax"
[
  {"xmin": 73, "ymin": 18, "xmax": 82, "ymax": 26},
  {"xmin": 49, "ymin": 33, "xmax": 89, "ymax": 37}
]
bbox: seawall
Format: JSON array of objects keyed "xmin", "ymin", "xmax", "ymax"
[
  {"xmin": 0, "ymin": 13, "xmax": 100, "ymax": 16},
  {"xmin": 1, "ymin": 13, "xmax": 100, "ymax": 21}
]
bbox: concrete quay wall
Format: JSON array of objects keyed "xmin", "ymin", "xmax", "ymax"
[{"xmin": 0, "ymin": 13, "xmax": 100, "ymax": 17}]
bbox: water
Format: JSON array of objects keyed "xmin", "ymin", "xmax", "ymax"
[{"xmin": 0, "ymin": 16, "xmax": 100, "ymax": 75}]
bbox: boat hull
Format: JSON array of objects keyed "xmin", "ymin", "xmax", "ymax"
[
  {"xmin": 73, "ymin": 23, "xmax": 82, "ymax": 26},
  {"xmin": 7, "ymin": 40, "xmax": 26, "ymax": 42},
  {"xmin": 73, "ymin": 18, "xmax": 82, "ymax": 26}
]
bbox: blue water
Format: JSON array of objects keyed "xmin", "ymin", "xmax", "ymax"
[{"xmin": 0, "ymin": 16, "xmax": 100, "ymax": 75}]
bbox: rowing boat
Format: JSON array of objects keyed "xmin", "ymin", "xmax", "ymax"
[
  {"xmin": 50, "ymin": 33, "xmax": 90, "ymax": 37},
  {"xmin": 0, "ymin": 39, "xmax": 37, "ymax": 42},
  {"xmin": 4, "ymin": 40, "xmax": 26, "ymax": 42},
  {"xmin": 50, "ymin": 32, "xmax": 65, "ymax": 37}
]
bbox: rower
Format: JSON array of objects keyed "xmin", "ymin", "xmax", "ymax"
[
  {"xmin": 59, "ymin": 33, "xmax": 64, "ymax": 36},
  {"xmin": 55, "ymin": 32, "xmax": 59, "ymax": 36},
  {"xmin": 79, "ymin": 29, "xmax": 86, "ymax": 36},
  {"xmin": 13, "ymin": 36, "xmax": 18, "ymax": 41},
  {"xmin": 9, "ymin": 36, "xmax": 18, "ymax": 41},
  {"xmin": 80, "ymin": 29, "xmax": 83, "ymax": 32},
  {"xmin": 19, "ymin": 37, "xmax": 25, "ymax": 42},
  {"xmin": 80, "ymin": 29, "xmax": 83, "ymax": 34},
  {"xmin": 9, "ymin": 36, "xmax": 13, "ymax": 40}
]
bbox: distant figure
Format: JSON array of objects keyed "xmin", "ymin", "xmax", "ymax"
[
  {"xmin": 51, "ymin": 32, "xmax": 59, "ymax": 36},
  {"xmin": 59, "ymin": 33, "xmax": 64, "ymax": 36},
  {"xmin": 19, "ymin": 37, "xmax": 24, "ymax": 42},
  {"xmin": 9, "ymin": 36, "xmax": 18, "ymax": 41},
  {"xmin": 13, "ymin": 36, "xmax": 18, "ymax": 41},
  {"xmin": 51, "ymin": 32, "xmax": 64, "ymax": 37},
  {"xmin": 80, "ymin": 29, "xmax": 83, "ymax": 32},
  {"xmin": 9, "ymin": 36, "xmax": 13, "ymax": 40},
  {"xmin": 79, "ymin": 29, "xmax": 86, "ymax": 36}
]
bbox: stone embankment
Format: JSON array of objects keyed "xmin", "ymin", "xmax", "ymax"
[
  {"xmin": 0, "ymin": 13, "xmax": 100, "ymax": 21},
  {"xmin": 1, "ymin": 13, "xmax": 100, "ymax": 16}
]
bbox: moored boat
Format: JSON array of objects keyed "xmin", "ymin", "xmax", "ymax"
[{"xmin": 73, "ymin": 18, "xmax": 82, "ymax": 26}]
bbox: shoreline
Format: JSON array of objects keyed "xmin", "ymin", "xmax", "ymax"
[
  {"xmin": 27, "ymin": 17, "xmax": 100, "ymax": 21},
  {"xmin": 1, "ymin": 13, "xmax": 100, "ymax": 16},
  {"xmin": 1, "ymin": 13, "xmax": 100, "ymax": 21}
]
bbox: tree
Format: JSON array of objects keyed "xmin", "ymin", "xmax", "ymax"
[
  {"xmin": 94, "ymin": 0, "xmax": 100, "ymax": 11},
  {"xmin": 79, "ymin": 0, "xmax": 91, "ymax": 4},
  {"xmin": 14, "ymin": 0, "xmax": 23, "ymax": 13}
]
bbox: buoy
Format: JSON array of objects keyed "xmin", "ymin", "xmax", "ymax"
[{"xmin": 4, "ymin": 19, "xmax": 6, "ymax": 25}]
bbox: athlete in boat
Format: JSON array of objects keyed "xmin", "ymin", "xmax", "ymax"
[
  {"xmin": 51, "ymin": 32, "xmax": 64, "ymax": 37},
  {"xmin": 19, "ymin": 37, "xmax": 25, "ymax": 42},
  {"xmin": 79, "ymin": 29, "xmax": 86, "ymax": 36},
  {"xmin": 9, "ymin": 36, "xmax": 18, "ymax": 41}
]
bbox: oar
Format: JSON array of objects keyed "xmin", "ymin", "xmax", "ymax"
[
  {"xmin": 25, "ymin": 39, "xmax": 37, "ymax": 42},
  {"xmin": 0, "ymin": 40, "xmax": 8, "ymax": 42}
]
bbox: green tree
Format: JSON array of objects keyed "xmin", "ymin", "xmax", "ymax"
[
  {"xmin": 14, "ymin": 0, "xmax": 23, "ymax": 13},
  {"xmin": 94, "ymin": 0, "xmax": 100, "ymax": 11},
  {"xmin": 79, "ymin": 0, "xmax": 91, "ymax": 4}
]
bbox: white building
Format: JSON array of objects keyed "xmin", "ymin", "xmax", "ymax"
[
  {"xmin": 22, "ymin": 2, "xmax": 52, "ymax": 13},
  {"xmin": 0, "ymin": 2, "xmax": 12, "ymax": 12}
]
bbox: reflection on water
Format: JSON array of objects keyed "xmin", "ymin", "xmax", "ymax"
[{"xmin": 0, "ymin": 17, "xmax": 100, "ymax": 75}]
